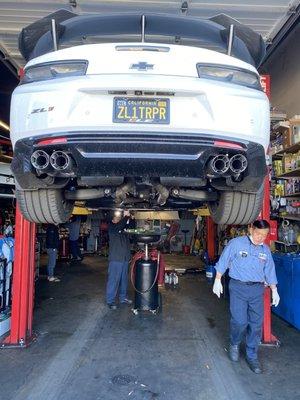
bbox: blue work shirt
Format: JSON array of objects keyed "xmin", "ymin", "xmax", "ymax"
[{"xmin": 215, "ymin": 236, "xmax": 277, "ymax": 285}]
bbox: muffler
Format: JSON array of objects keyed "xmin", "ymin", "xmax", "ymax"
[
  {"xmin": 50, "ymin": 151, "xmax": 72, "ymax": 171},
  {"xmin": 229, "ymin": 154, "xmax": 248, "ymax": 174},
  {"xmin": 207, "ymin": 155, "xmax": 230, "ymax": 175},
  {"xmin": 31, "ymin": 150, "xmax": 50, "ymax": 170}
]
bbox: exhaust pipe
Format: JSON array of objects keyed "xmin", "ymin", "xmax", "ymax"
[
  {"xmin": 65, "ymin": 188, "xmax": 111, "ymax": 200},
  {"xmin": 207, "ymin": 155, "xmax": 230, "ymax": 175},
  {"xmin": 31, "ymin": 150, "xmax": 50, "ymax": 170},
  {"xmin": 171, "ymin": 188, "xmax": 218, "ymax": 201},
  {"xmin": 229, "ymin": 154, "xmax": 248, "ymax": 174},
  {"xmin": 115, "ymin": 182, "xmax": 134, "ymax": 202},
  {"xmin": 50, "ymin": 151, "xmax": 72, "ymax": 171},
  {"xmin": 154, "ymin": 183, "xmax": 169, "ymax": 206}
]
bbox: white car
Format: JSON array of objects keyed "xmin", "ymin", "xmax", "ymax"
[{"xmin": 10, "ymin": 12, "xmax": 269, "ymax": 225}]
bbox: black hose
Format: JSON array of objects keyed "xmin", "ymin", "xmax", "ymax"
[{"xmin": 130, "ymin": 253, "xmax": 160, "ymax": 295}]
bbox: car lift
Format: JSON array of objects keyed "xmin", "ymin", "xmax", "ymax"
[
  {"xmin": 1, "ymin": 176, "xmax": 279, "ymax": 348},
  {"xmin": 1, "ymin": 206, "xmax": 36, "ymax": 348}
]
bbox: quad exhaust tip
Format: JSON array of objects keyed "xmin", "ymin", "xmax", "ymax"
[
  {"xmin": 208, "ymin": 153, "xmax": 248, "ymax": 176},
  {"xmin": 50, "ymin": 151, "xmax": 71, "ymax": 171},
  {"xmin": 229, "ymin": 154, "xmax": 248, "ymax": 173},
  {"xmin": 31, "ymin": 150, "xmax": 50, "ymax": 170},
  {"xmin": 209, "ymin": 154, "xmax": 230, "ymax": 175}
]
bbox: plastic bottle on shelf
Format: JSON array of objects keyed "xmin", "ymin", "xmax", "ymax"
[{"xmin": 288, "ymin": 225, "xmax": 296, "ymax": 244}]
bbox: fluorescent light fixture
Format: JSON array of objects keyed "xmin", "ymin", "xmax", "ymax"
[{"xmin": 0, "ymin": 120, "xmax": 10, "ymax": 131}]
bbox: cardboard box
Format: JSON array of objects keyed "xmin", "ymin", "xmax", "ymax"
[
  {"xmin": 291, "ymin": 120, "xmax": 300, "ymax": 144},
  {"xmin": 283, "ymin": 127, "xmax": 292, "ymax": 149}
]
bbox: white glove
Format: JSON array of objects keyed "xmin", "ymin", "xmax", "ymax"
[
  {"xmin": 213, "ymin": 278, "xmax": 223, "ymax": 298},
  {"xmin": 271, "ymin": 287, "xmax": 280, "ymax": 307}
]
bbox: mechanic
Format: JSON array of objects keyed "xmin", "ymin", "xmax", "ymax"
[
  {"xmin": 106, "ymin": 210, "xmax": 134, "ymax": 310},
  {"xmin": 67, "ymin": 216, "xmax": 83, "ymax": 261},
  {"xmin": 212, "ymin": 219, "xmax": 280, "ymax": 374},
  {"xmin": 46, "ymin": 224, "xmax": 60, "ymax": 282}
]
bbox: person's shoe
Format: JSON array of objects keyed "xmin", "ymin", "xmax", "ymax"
[
  {"xmin": 246, "ymin": 358, "xmax": 263, "ymax": 374},
  {"xmin": 107, "ymin": 303, "xmax": 118, "ymax": 310},
  {"xmin": 48, "ymin": 276, "xmax": 60, "ymax": 282},
  {"xmin": 229, "ymin": 344, "xmax": 240, "ymax": 362},
  {"xmin": 120, "ymin": 298, "xmax": 133, "ymax": 305}
]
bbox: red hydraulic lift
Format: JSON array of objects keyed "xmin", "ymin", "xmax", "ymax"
[
  {"xmin": 260, "ymin": 175, "xmax": 280, "ymax": 345},
  {"xmin": 1, "ymin": 206, "xmax": 36, "ymax": 348}
]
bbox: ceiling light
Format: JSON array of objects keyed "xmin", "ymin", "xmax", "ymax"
[{"xmin": 0, "ymin": 120, "xmax": 10, "ymax": 131}]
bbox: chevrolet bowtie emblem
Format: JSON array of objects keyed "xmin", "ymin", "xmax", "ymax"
[{"xmin": 130, "ymin": 62, "xmax": 154, "ymax": 71}]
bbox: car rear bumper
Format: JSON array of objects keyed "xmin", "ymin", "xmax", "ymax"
[{"xmin": 11, "ymin": 131, "xmax": 267, "ymax": 192}]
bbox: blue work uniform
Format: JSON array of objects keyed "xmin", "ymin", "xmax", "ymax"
[{"xmin": 215, "ymin": 236, "xmax": 277, "ymax": 360}]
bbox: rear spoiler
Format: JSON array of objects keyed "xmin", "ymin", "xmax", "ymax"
[
  {"xmin": 19, "ymin": 11, "xmax": 265, "ymax": 68},
  {"xmin": 18, "ymin": 9, "xmax": 77, "ymax": 61},
  {"xmin": 209, "ymin": 14, "xmax": 265, "ymax": 68}
]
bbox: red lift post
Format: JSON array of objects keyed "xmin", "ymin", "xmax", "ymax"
[
  {"xmin": 1, "ymin": 206, "xmax": 36, "ymax": 348},
  {"xmin": 206, "ymin": 216, "xmax": 216, "ymax": 261},
  {"xmin": 261, "ymin": 175, "xmax": 280, "ymax": 345}
]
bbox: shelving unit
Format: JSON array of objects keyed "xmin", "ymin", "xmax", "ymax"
[
  {"xmin": 271, "ymin": 117, "xmax": 300, "ymax": 253},
  {"xmin": 283, "ymin": 192, "xmax": 300, "ymax": 197},
  {"xmin": 278, "ymin": 214, "xmax": 300, "ymax": 221},
  {"xmin": 273, "ymin": 142, "xmax": 300, "ymax": 157},
  {"xmin": 276, "ymin": 168, "xmax": 300, "ymax": 178}
]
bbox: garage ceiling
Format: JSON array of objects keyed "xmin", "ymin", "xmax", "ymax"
[{"xmin": 0, "ymin": 0, "xmax": 299, "ymax": 69}]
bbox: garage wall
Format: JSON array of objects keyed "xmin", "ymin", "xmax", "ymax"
[{"xmin": 261, "ymin": 23, "xmax": 300, "ymax": 118}]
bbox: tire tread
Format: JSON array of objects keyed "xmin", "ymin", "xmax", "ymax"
[{"xmin": 16, "ymin": 189, "xmax": 73, "ymax": 224}]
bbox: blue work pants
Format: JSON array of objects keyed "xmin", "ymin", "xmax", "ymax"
[
  {"xmin": 229, "ymin": 279, "xmax": 264, "ymax": 360},
  {"xmin": 106, "ymin": 261, "xmax": 129, "ymax": 304},
  {"xmin": 47, "ymin": 248, "xmax": 57, "ymax": 277},
  {"xmin": 69, "ymin": 240, "xmax": 82, "ymax": 259}
]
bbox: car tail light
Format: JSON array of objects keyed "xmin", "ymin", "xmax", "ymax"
[
  {"xmin": 197, "ymin": 64, "xmax": 262, "ymax": 90},
  {"xmin": 214, "ymin": 140, "xmax": 243, "ymax": 150},
  {"xmin": 37, "ymin": 137, "xmax": 67, "ymax": 146},
  {"xmin": 20, "ymin": 60, "xmax": 88, "ymax": 84},
  {"xmin": 18, "ymin": 67, "xmax": 25, "ymax": 79}
]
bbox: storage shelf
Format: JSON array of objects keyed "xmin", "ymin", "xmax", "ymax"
[
  {"xmin": 273, "ymin": 142, "xmax": 300, "ymax": 156},
  {"xmin": 274, "ymin": 240, "xmax": 299, "ymax": 245},
  {"xmin": 283, "ymin": 193, "xmax": 300, "ymax": 197},
  {"xmin": 279, "ymin": 214, "xmax": 300, "ymax": 221},
  {"xmin": 276, "ymin": 167, "xmax": 300, "ymax": 178}
]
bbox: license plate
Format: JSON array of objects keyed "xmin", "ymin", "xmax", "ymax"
[{"xmin": 113, "ymin": 97, "xmax": 170, "ymax": 124}]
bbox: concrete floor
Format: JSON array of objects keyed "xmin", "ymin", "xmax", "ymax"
[{"xmin": 0, "ymin": 255, "xmax": 300, "ymax": 400}]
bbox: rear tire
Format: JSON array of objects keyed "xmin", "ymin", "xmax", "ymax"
[
  {"xmin": 208, "ymin": 184, "xmax": 264, "ymax": 225},
  {"xmin": 16, "ymin": 188, "xmax": 74, "ymax": 224}
]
